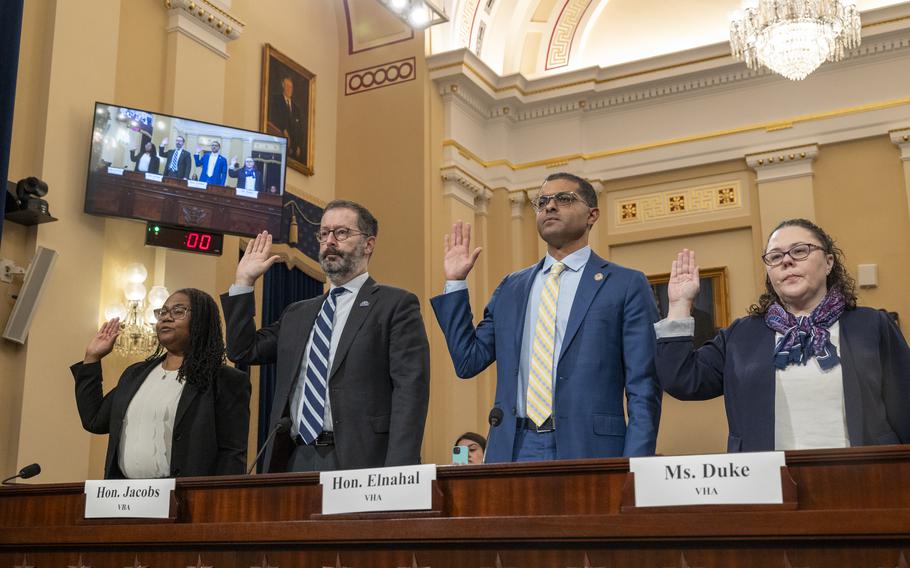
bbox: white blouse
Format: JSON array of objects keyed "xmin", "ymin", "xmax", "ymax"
[{"xmin": 118, "ymin": 362, "xmax": 186, "ymax": 478}]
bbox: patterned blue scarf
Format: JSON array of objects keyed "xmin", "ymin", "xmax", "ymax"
[{"xmin": 764, "ymin": 289, "xmax": 845, "ymax": 370}]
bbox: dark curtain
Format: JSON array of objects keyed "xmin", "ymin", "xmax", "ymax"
[
  {"xmin": 255, "ymin": 261, "xmax": 322, "ymax": 472},
  {"xmin": 0, "ymin": 0, "xmax": 25, "ymax": 242}
]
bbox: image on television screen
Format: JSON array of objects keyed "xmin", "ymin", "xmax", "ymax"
[{"xmin": 84, "ymin": 102, "xmax": 288, "ymax": 238}]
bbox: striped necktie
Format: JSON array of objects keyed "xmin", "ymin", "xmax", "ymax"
[
  {"xmin": 527, "ymin": 261, "xmax": 565, "ymax": 427},
  {"xmin": 298, "ymin": 287, "xmax": 348, "ymax": 444},
  {"xmin": 169, "ymin": 148, "xmax": 180, "ymax": 172}
]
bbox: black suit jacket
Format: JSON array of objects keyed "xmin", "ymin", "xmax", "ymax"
[
  {"xmin": 129, "ymin": 150, "xmax": 160, "ymax": 174},
  {"xmin": 269, "ymin": 94, "xmax": 305, "ymax": 157},
  {"xmin": 71, "ymin": 357, "xmax": 251, "ymax": 479},
  {"xmin": 158, "ymin": 146, "xmax": 192, "ymax": 179},
  {"xmin": 656, "ymin": 307, "xmax": 910, "ymax": 451},
  {"xmin": 221, "ymin": 277, "xmax": 430, "ymax": 471},
  {"xmin": 228, "ymin": 166, "xmax": 262, "ymax": 192}
]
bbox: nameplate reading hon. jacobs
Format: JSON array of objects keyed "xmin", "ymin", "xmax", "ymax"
[
  {"xmin": 628, "ymin": 452, "xmax": 786, "ymax": 507},
  {"xmin": 83, "ymin": 479, "xmax": 175, "ymax": 518},
  {"xmin": 319, "ymin": 464, "xmax": 436, "ymax": 515}
]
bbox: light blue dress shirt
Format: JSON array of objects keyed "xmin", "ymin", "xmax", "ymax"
[{"xmin": 445, "ymin": 246, "xmax": 591, "ymax": 417}]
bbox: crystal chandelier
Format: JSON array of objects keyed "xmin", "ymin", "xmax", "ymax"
[
  {"xmin": 730, "ymin": 0, "xmax": 861, "ymax": 81},
  {"xmin": 104, "ymin": 263, "xmax": 170, "ymax": 357}
]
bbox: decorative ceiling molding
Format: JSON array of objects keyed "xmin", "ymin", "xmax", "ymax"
[
  {"xmin": 890, "ymin": 127, "xmax": 910, "ymax": 160},
  {"xmin": 746, "ymin": 145, "xmax": 819, "ymax": 183},
  {"xmin": 164, "ymin": 0, "xmax": 243, "ymax": 58},
  {"xmin": 430, "ymin": 26, "xmax": 910, "ymax": 124},
  {"xmin": 545, "ymin": 0, "xmax": 593, "ymax": 70},
  {"xmin": 441, "ymin": 167, "xmax": 489, "ymax": 209}
]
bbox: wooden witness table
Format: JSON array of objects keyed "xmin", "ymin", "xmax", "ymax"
[{"xmin": 2, "ymin": 446, "xmax": 910, "ymax": 567}]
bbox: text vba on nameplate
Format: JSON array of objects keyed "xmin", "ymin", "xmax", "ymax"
[
  {"xmin": 319, "ymin": 464, "xmax": 436, "ymax": 515},
  {"xmin": 83, "ymin": 479, "xmax": 175, "ymax": 518},
  {"xmin": 628, "ymin": 451, "xmax": 786, "ymax": 507}
]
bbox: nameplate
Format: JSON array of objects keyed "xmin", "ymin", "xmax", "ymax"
[
  {"xmin": 83, "ymin": 479, "xmax": 175, "ymax": 518},
  {"xmin": 235, "ymin": 188, "xmax": 259, "ymax": 199},
  {"xmin": 319, "ymin": 464, "xmax": 435, "ymax": 515},
  {"xmin": 187, "ymin": 180, "xmax": 207, "ymax": 190},
  {"xmin": 144, "ymin": 173, "xmax": 164, "ymax": 183},
  {"xmin": 106, "ymin": 167, "xmax": 124, "ymax": 176},
  {"xmin": 628, "ymin": 451, "xmax": 786, "ymax": 507}
]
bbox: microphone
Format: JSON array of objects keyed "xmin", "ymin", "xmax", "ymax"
[
  {"xmin": 488, "ymin": 407, "xmax": 503, "ymax": 427},
  {"xmin": 2, "ymin": 463, "xmax": 41, "ymax": 485},
  {"xmin": 247, "ymin": 417, "xmax": 291, "ymax": 475}
]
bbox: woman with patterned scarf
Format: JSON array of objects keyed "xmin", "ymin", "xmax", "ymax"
[{"xmin": 655, "ymin": 218, "xmax": 910, "ymax": 452}]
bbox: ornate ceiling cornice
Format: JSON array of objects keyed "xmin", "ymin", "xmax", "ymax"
[{"xmin": 164, "ymin": 0, "xmax": 244, "ymax": 58}]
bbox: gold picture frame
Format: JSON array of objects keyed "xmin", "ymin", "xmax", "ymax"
[
  {"xmin": 648, "ymin": 267, "xmax": 730, "ymax": 345},
  {"xmin": 260, "ymin": 44, "xmax": 316, "ymax": 176}
]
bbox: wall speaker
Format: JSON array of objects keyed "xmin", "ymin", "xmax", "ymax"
[{"xmin": 2, "ymin": 246, "xmax": 58, "ymax": 344}]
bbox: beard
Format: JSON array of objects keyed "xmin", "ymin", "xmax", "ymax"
[{"xmin": 320, "ymin": 240, "xmax": 366, "ymax": 281}]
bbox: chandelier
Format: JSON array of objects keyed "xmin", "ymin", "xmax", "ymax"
[
  {"xmin": 376, "ymin": 0, "xmax": 448, "ymax": 30},
  {"xmin": 729, "ymin": 0, "xmax": 861, "ymax": 81},
  {"xmin": 104, "ymin": 263, "xmax": 170, "ymax": 357}
]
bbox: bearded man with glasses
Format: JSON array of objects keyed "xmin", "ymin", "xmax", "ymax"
[
  {"xmin": 431, "ymin": 172, "xmax": 662, "ymax": 463},
  {"xmin": 221, "ymin": 199, "xmax": 430, "ymax": 473}
]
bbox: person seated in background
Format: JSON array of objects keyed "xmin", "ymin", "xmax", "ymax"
[
  {"xmin": 656, "ymin": 218, "xmax": 910, "ymax": 452},
  {"xmin": 129, "ymin": 141, "xmax": 160, "ymax": 174},
  {"xmin": 194, "ymin": 141, "xmax": 228, "ymax": 186},
  {"xmin": 71, "ymin": 288, "xmax": 251, "ymax": 479},
  {"xmin": 228, "ymin": 157, "xmax": 262, "ymax": 192},
  {"xmin": 454, "ymin": 432, "xmax": 486, "ymax": 464},
  {"xmin": 159, "ymin": 136, "xmax": 192, "ymax": 179}
]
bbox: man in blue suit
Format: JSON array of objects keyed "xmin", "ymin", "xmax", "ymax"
[
  {"xmin": 194, "ymin": 141, "xmax": 228, "ymax": 186},
  {"xmin": 431, "ymin": 172, "xmax": 661, "ymax": 462}
]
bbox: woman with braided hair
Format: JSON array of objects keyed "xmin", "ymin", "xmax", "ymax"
[
  {"xmin": 655, "ymin": 219, "xmax": 910, "ymax": 452},
  {"xmin": 72, "ymin": 288, "xmax": 251, "ymax": 479}
]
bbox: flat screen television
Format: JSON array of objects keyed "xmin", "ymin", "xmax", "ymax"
[{"xmin": 84, "ymin": 102, "xmax": 288, "ymax": 238}]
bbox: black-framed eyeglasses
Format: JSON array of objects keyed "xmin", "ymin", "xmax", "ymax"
[
  {"xmin": 153, "ymin": 305, "xmax": 191, "ymax": 320},
  {"xmin": 316, "ymin": 227, "xmax": 370, "ymax": 243},
  {"xmin": 761, "ymin": 243, "xmax": 825, "ymax": 266},
  {"xmin": 530, "ymin": 191, "xmax": 584, "ymax": 212}
]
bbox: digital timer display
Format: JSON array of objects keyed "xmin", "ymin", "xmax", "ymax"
[{"xmin": 145, "ymin": 223, "xmax": 224, "ymax": 256}]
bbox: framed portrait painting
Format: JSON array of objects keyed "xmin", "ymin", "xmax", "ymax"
[
  {"xmin": 261, "ymin": 44, "xmax": 315, "ymax": 176},
  {"xmin": 649, "ymin": 267, "xmax": 731, "ymax": 346}
]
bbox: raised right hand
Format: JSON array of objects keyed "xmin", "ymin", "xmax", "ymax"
[
  {"xmin": 84, "ymin": 318, "xmax": 120, "ymax": 364},
  {"xmin": 443, "ymin": 221, "xmax": 482, "ymax": 281},
  {"xmin": 236, "ymin": 231, "xmax": 281, "ymax": 286},
  {"xmin": 667, "ymin": 249, "xmax": 700, "ymax": 319}
]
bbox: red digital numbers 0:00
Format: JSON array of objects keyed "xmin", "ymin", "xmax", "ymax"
[{"xmin": 185, "ymin": 232, "xmax": 212, "ymax": 251}]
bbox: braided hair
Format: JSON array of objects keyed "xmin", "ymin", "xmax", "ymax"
[{"xmin": 147, "ymin": 287, "xmax": 226, "ymax": 392}]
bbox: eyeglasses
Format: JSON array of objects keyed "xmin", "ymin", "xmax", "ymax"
[
  {"xmin": 530, "ymin": 191, "xmax": 584, "ymax": 212},
  {"xmin": 316, "ymin": 227, "xmax": 370, "ymax": 243},
  {"xmin": 153, "ymin": 305, "xmax": 191, "ymax": 320},
  {"xmin": 761, "ymin": 243, "xmax": 825, "ymax": 266}
]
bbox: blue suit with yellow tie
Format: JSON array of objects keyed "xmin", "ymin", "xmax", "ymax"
[{"xmin": 431, "ymin": 251, "xmax": 661, "ymax": 462}]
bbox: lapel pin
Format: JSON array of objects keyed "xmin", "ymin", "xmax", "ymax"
[
  {"xmin": 359, "ymin": 300, "xmax": 370, "ymax": 307},
  {"xmin": 594, "ymin": 273, "xmax": 603, "ymax": 281}
]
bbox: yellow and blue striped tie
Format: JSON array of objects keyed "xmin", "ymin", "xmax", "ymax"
[{"xmin": 527, "ymin": 261, "xmax": 565, "ymax": 427}]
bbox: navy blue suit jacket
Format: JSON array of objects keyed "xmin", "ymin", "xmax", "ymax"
[
  {"xmin": 431, "ymin": 253, "xmax": 662, "ymax": 462},
  {"xmin": 656, "ymin": 307, "xmax": 910, "ymax": 452},
  {"xmin": 194, "ymin": 153, "xmax": 228, "ymax": 186}
]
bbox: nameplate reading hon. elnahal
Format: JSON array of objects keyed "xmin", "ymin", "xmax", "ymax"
[
  {"xmin": 83, "ymin": 479, "xmax": 175, "ymax": 518},
  {"xmin": 319, "ymin": 464, "xmax": 436, "ymax": 515},
  {"xmin": 628, "ymin": 451, "xmax": 786, "ymax": 507}
]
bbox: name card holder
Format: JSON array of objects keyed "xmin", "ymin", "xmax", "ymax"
[
  {"xmin": 76, "ymin": 489, "xmax": 179, "ymax": 525},
  {"xmin": 619, "ymin": 466, "xmax": 798, "ymax": 513},
  {"xmin": 309, "ymin": 481, "xmax": 444, "ymax": 521}
]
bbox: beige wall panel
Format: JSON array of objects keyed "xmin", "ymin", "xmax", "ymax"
[
  {"xmin": 12, "ymin": 0, "xmax": 122, "ymax": 482},
  {"xmin": 757, "ymin": 176, "xmax": 816, "ymax": 244},
  {"xmin": 113, "ymin": 0, "xmax": 168, "ymax": 111},
  {"xmin": 814, "ymin": 136, "xmax": 910, "ymax": 329},
  {"xmin": 609, "ymin": 228, "xmax": 757, "ymax": 456}
]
